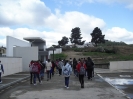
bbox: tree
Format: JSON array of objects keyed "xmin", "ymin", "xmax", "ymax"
[
  {"xmin": 69, "ymin": 27, "xmax": 85, "ymax": 45},
  {"xmin": 58, "ymin": 36, "xmax": 69, "ymax": 46},
  {"xmin": 91, "ymin": 27, "xmax": 105, "ymax": 46}
]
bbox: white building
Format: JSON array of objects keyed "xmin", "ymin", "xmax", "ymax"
[{"xmin": 5, "ymin": 36, "xmax": 62, "ymax": 71}]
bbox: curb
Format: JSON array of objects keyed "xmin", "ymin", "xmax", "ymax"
[{"xmin": 0, "ymin": 76, "xmax": 30, "ymax": 90}]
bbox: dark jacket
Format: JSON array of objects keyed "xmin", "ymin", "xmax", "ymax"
[{"xmin": 0, "ymin": 64, "xmax": 4, "ymax": 73}]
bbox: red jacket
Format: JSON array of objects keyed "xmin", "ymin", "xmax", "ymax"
[
  {"xmin": 34, "ymin": 62, "xmax": 41, "ymax": 74},
  {"xmin": 76, "ymin": 62, "xmax": 87, "ymax": 72}
]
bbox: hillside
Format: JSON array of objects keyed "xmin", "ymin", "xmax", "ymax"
[{"xmin": 62, "ymin": 45, "xmax": 133, "ymax": 64}]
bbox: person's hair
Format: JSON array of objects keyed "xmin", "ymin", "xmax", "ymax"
[
  {"xmin": 64, "ymin": 60, "xmax": 68, "ymax": 66},
  {"xmin": 48, "ymin": 59, "xmax": 50, "ymax": 62},
  {"xmin": 59, "ymin": 58, "xmax": 61, "ymax": 61},
  {"xmin": 73, "ymin": 58, "xmax": 76, "ymax": 61},
  {"xmin": 87, "ymin": 57, "xmax": 92, "ymax": 61},
  {"xmin": 80, "ymin": 58, "xmax": 84, "ymax": 63}
]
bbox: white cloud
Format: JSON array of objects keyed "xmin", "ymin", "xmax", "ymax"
[
  {"xmin": 0, "ymin": 0, "xmax": 51, "ymax": 26},
  {"xmin": 0, "ymin": 0, "xmax": 133, "ymax": 48},
  {"xmin": 104, "ymin": 27, "xmax": 133, "ymax": 44}
]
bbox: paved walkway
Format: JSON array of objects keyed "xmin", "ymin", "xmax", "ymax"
[
  {"xmin": 0, "ymin": 69, "xmax": 130, "ymax": 99},
  {"xmin": 0, "ymin": 72, "xmax": 30, "ymax": 90}
]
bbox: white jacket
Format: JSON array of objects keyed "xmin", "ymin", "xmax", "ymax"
[{"xmin": 46, "ymin": 62, "xmax": 52, "ymax": 70}]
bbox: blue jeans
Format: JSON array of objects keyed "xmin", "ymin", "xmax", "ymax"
[
  {"xmin": 40, "ymin": 70, "xmax": 44, "ymax": 78},
  {"xmin": 33, "ymin": 73, "xmax": 41, "ymax": 84},
  {"xmin": 65, "ymin": 77, "xmax": 70, "ymax": 87},
  {"xmin": 0, "ymin": 72, "xmax": 1, "ymax": 82}
]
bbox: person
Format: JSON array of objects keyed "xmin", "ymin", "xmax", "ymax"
[
  {"xmin": 29, "ymin": 60, "xmax": 34, "ymax": 84},
  {"xmin": 86, "ymin": 57, "xmax": 94, "ymax": 80},
  {"xmin": 76, "ymin": 58, "xmax": 87, "ymax": 88},
  {"xmin": 69, "ymin": 58, "xmax": 73, "ymax": 67},
  {"xmin": 73, "ymin": 58, "xmax": 78, "ymax": 77},
  {"xmin": 51, "ymin": 61, "xmax": 56, "ymax": 76},
  {"xmin": 57, "ymin": 58, "xmax": 64, "ymax": 76},
  {"xmin": 32, "ymin": 61, "xmax": 41, "ymax": 85},
  {"xmin": 0, "ymin": 61, "xmax": 4, "ymax": 83},
  {"xmin": 39, "ymin": 60, "xmax": 45, "ymax": 80},
  {"xmin": 55, "ymin": 59, "xmax": 59, "ymax": 74},
  {"xmin": 46, "ymin": 59, "xmax": 52, "ymax": 81},
  {"xmin": 62, "ymin": 60, "xmax": 72, "ymax": 89}
]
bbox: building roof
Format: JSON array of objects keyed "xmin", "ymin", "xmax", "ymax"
[{"xmin": 23, "ymin": 37, "xmax": 46, "ymax": 43}]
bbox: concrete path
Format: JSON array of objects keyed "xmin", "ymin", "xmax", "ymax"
[
  {"xmin": 0, "ymin": 72, "xmax": 30, "ymax": 90},
  {"xmin": 0, "ymin": 69, "xmax": 128, "ymax": 99}
]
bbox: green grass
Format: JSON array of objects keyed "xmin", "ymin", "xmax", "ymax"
[
  {"xmin": 82, "ymin": 52, "xmax": 133, "ymax": 62},
  {"xmin": 51, "ymin": 53, "xmax": 67, "ymax": 60},
  {"xmin": 82, "ymin": 52, "xmax": 116, "ymax": 57},
  {"xmin": 115, "ymin": 54, "xmax": 133, "ymax": 61}
]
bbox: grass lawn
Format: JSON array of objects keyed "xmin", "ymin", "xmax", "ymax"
[
  {"xmin": 82, "ymin": 52, "xmax": 133, "ymax": 62},
  {"xmin": 51, "ymin": 53, "xmax": 67, "ymax": 60}
]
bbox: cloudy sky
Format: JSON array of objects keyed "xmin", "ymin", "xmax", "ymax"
[{"xmin": 0, "ymin": 0, "xmax": 133, "ymax": 47}]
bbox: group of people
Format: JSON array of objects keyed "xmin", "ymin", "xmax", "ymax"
[{"xmin": 29, "ymin": 57, "xmax": 94, "ymax": 89}]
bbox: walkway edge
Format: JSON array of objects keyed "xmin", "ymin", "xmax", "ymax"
[{"xmin": 0, "ymin": 76, "xmax": 30, "ymax": 90}]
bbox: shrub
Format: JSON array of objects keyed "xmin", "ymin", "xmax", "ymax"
[{"xmin": 50, "ymin": 53, "xmax": 67, "ymax": 60}]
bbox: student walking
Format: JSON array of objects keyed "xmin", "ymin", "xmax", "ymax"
[
  {"xmin": 76, "ymin": 59, "xmax": 87, "ymax": 88},
  {"xmin": 86, "ymin": 57, "xmax": 94, "ymax": 80},
  {"xmin": 51, "ymin": 61, "xmax": 56, "ymax": 76},
  {"xmin": 62, "ymin": 60, "xmax": 72, "ymax": 89},
  {"xmin": 39, "ymin": 60, "xmax": 45, "ymax": 80},
  {"xmin": 57, "ymin": 58, "xmax": 64, "ymax": 76},
  {"xmin": 73, "ymin": 58, "xmax": 78, "ymax": 77},
  {"xmin": 32, "ymin": 61, "xmax": 41, "ymax": 85},
  {"xmin": 46, "ymin": 59, "xmax": 52, "ymax": 81},
  {"xmin": 0, "ymin": 61, "xmax": 4, "ymax": 83},
  {"xmin": 29, "ymin": 60, "xmax": 34, "ymax": 84}
]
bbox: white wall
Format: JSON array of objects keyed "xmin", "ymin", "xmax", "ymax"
[
  {"xmin": 32, "ymin": 42, "xmax": 46, "ymax": 51},
  {"xmin": 13, "ymin": 47, "xmax": 38, "ymax": 71},
  {"xmin": 6, "ymin": 36, "xmax": 30, "ymax": 56},
  {"xmin": 110, "ymin": 61, "xmax": 133, "ymax": 70},
  {"xmin": 0, "ymin": 57, "xmax": 22, "ymax": 77}
]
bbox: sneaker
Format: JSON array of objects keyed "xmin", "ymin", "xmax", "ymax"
[
  {"xmin": 34, "ymin": 83, "xmax": 36, "ymax": 85},
  {"xmin": 67, "ymin": 87, "xmax": 69, "ymax": 89},
  {"xmin": 64, "ymin": 86, "xmax": 67, "ymax": 88},
  {"xmin": 0, "ymin": 81, "xmax": 2, "ymax": 83},
  {"xmin": 40, "ymin": 81, "xmax": 42, "ymax": 84}
]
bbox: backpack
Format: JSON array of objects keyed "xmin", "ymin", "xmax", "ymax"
[
  {"xmin": 79, "ymin": 65, "xmax": 85, "ymax": 75},
  {"xmin": 63, "ymin": 67, "xmax": 69, "ymax": 76},
  {"xmin": 32, "ymin": 64, "xmax": 38, "ymax": 72}
]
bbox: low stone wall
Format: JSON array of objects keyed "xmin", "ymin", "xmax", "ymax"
[
  {"xmin": 0, "ymin": 57, "xmax": 22, "ymax": 77},
  {"xmin": 94, "ymin": 63, "xmax": 109, "ymax": 69},
  {"xmin": 110, "ymin": 61, "xmax": 133, "ymax": 70}
]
